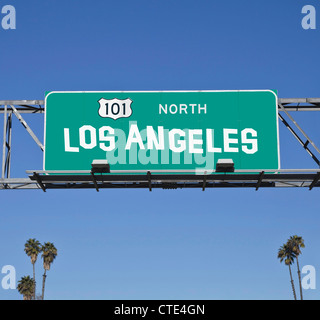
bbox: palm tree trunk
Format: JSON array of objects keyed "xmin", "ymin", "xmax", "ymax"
[
  {"xmin": 296, "ymin": 257, "xmax": 303, "ymax": 300},
  {"xmin": 33, "ymin": 262, "xmax": 36, "ymax": 300},
  {"xmin": 288, "ymin": 264, "xmax": 297, "ymax": 300},
  {"xmin": 41, "ymin": 269, "xmax": 47, "ymax": 300}
]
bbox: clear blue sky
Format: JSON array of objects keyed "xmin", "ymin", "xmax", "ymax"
[{"xmin": 0, "ymin": 0, "xmax": 320, "ymax": 300}]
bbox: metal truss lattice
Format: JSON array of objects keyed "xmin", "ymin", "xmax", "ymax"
[{"xmin": 0, "ymin": 98, "xmax": 319, "ymax": 191}]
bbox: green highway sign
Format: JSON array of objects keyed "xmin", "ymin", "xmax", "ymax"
[{"xmin": 44, "ymin": 90, "xmax": 280, "ymax": 174}]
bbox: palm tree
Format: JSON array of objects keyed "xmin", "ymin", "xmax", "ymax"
[
  {"xmin": 41, "ymin": 242, "xmax": 58, "ymax": 300},
  {"xmin": 24, "ymin": 238, "xmax": 41, "ymax": 300},
  {"xmin": 17, "ymin": 276, "xmax": 35, "ymax": 300},
  {"xmin": 278, "ymin": 243, "xmax": 297, "ymax": 300},
  {"xmin": 288, "ymin": 235, "xmax": 305, "ymax": 300}
]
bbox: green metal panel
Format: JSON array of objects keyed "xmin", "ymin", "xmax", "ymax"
[{"xmin": 44, "ymin": 90, "xmax": 280, "ymax": 173}]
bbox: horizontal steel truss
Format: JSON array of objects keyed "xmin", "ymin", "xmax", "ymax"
[
  {"xmin": 1, "ymin": 98, "xmax": 320, "ymax": 113},
  {"xmin": 26, "ymin": 170, "xmax": 320, "ymax": 192},
  {"xmin": 0, "ymin": 98, "xmax": 320, "ymax": 191}
]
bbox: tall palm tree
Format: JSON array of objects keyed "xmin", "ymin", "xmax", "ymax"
[
  {"xmin": 278, "ymin": 243, "xmax": 297, "ymax": 300},
  {"xmin": 288, "ymin": 235, "xmax": 305, "ymax": 300},
  {"xmin": 24, "ymin": 238, "xmax": 41, "ymax": 300},
  {"xmin": 17, "ymin": 276, "xmax": 35, "ymax": 300},
  {"xmin": 41, "ymin": 242, "xmax": 58, "ymax": 300}
]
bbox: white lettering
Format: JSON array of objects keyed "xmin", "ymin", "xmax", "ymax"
[
  {"xmin": 61, "ymin": 125, "xmax": 260, "ymax": 168},
  {"xmin": 180, "ymin": 104, "xmax": 188, "ymax": 114},
  {"xmin": 169, "ymin": 104, "xmax": 178, "ymax": 114},
  {"xmin": 159, "ymin": 104, "xmax": 167, "ymax": 114},
  {"xmin": 99, "ymin": 126, "xmax": 115, "ymax": 151},
  {"xmin": 147, "ymin": 126, "xmax": 165, "ymax": 150},
  {"xmin": 125, "ymin": 124, "xmax": 145, "ymax": 150},
  {"xmin": 241, "ymin": 129, "xmax": 258, "ymax": 154},
  {"xmin": 64, "ymin": 128, "xmax": 79, "ymax": 152},
  {"xmin": 198, "ymin": 104, "xmax": 207, "ymax": 114},
  {"xmin": 189, "ymin": 129, "xmax": 203, "ymax": 154},
  {"xmin": 224, "ymin": 129, "xmax": 239, "ymax": 153},
  {"xmin": 169, "ymin": 129, "xmax": 186, "ymax": 152},
  {"xmin": 206, "ymin": 129, "xmax": 222, "ymax": 154},
  {"xmin": 159, "ymin": 104, "xmax": 208, "ymax": 115},
  {"xmin": 190, "ymin": 104, "xmax": 197, "ymax": 114},
  {"xmin": 79, "ymin": 125, "xmax": 97, "ymax": 149}
]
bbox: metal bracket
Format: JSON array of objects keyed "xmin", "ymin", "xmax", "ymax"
[
  {"xmin": 147, "ymin": 171, "xmax": 152, "ymax": 192},
  {"xmin": 32, "ymin": 172, "xmax": 46, "ymax": 192},
  {"xmin": 202, "ymin": 171, "xmax": 207, "ymax": 191},
  {"xmin": 255, "ymin": 171, "xmax": 265, "ymax": 191},
  {"xmin": 309, "ymin": 172, "xmax": 320, "ymax": 190},
  {"xmin": 91, "ymin": 172, "xmax": 100, "ymax": 192}
]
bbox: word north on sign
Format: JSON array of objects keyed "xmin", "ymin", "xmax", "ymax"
[{"xmin": 44, "ymin": 90, "xmax": 280, "ymax": 174}]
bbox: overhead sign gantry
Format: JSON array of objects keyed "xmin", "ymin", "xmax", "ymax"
[{"xmin": 0, "ymin": 92, "xmax": 320, "ymax": 191}]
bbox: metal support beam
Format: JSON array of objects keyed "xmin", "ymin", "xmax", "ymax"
[
  {"xmin": 279, "ymin": 98, "xmax": 320, "ymax": 111},
  {"xmin": 5, "ymin": 112, "xmax": 12, "ymax": 179},
  {"xmin": 10, "ymin": 105, "xmax": 44, "ymax": 151},
  {"xmin": 147, "ymin": 171, "xmax": 152, "ymax": 192},
  {"xmin": 91, "ymin": 172, "xmax": 100, "ymax": 192},
  {"xmin": 25, "ymin": 171, "xmax": 320, "ymax": 191},
  {"xmin": 278, "ymin": 114, "xmax": 320, "ymax": 167},
  {"xmin": 2, "ymin": 105, "xmax": 7, "ymax": 180},
  {"xmin": 0, "ymin": 100, "xmax": 44, "ymax": 106},
  {"xmin": 1, "ymin": 106, "xmax": 13, "ymax": 184},
  {"xmin": 202, "ymin": 173, "xmax": 207, "ymax": 191},
  {"xmin": 32, "ymin": 172, "xmax": 46, "ymax": 192},
  {"xmin": 279, "ymin": 103, "xmax": 320, "ymax": 155},
  {"xmin": 255, "ymin": 171, "xmax": 265, "ymax": 191},
  {"xmin": 0, "ymin": 178, "xmax": 40, "ymax": 190},
  {"xmin": 309, "ymin": 172, "xmax": 320, "ymax": 190}
]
